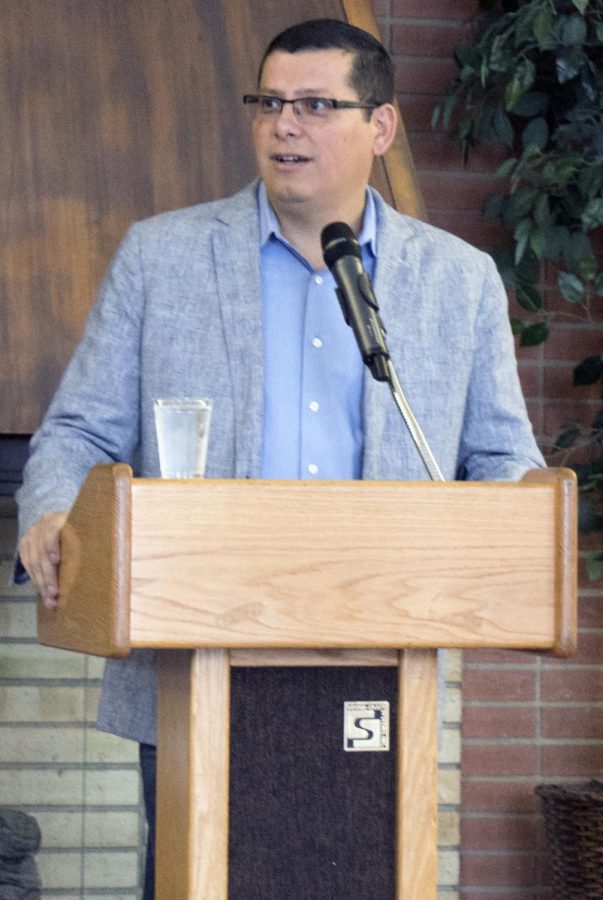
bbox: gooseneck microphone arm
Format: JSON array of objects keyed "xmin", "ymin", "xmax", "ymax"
[
  {"xmin": 321, "ymin": 222, "xmax": 444, "ymax": 483},
  {"xmin": 384, "ymin": 360, "xmax": 444, "ymax": 482}
]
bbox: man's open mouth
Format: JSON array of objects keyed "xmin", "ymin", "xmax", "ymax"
[{"xmin": 271, "ymin": 154, "xmax": 310, "ymax": 163}]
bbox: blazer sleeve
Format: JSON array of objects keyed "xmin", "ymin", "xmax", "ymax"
[
  {"xmin": 455, "ymin": 253, "xmax": 545, "ymax": 481},
  {"xmin": 15, "ymin": 225, "xmax": 146, "ymax": 540}
]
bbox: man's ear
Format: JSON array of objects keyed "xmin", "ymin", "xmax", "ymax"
[{"xmin": 372, "ymin": 103, "xmax": 397, "ymax": 157}]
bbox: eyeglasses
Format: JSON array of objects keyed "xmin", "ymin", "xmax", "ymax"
[{"xmin": 243, "ymin": 94, "xmax": 378, "ymax": 121}]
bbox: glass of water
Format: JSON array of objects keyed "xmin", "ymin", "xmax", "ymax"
[{"xmin": 153, "ymin": 397, "xmax": 213, "ymax": 478}]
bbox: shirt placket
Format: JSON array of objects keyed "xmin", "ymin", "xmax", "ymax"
[{"xmin": 300, "ymin": 272, "xmax": 328, "ymax": 479}]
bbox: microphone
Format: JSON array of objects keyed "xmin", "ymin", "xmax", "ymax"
[{"xmin": 321, "ymin": 222, "xmax": 390, "ymax": 382}]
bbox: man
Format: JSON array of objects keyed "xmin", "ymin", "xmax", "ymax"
[{"xmin": 17, "ymin": 18, "xmax": 544, "ymax": 898}]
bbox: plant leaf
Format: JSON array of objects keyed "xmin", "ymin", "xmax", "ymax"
[
  {"xmin": 543, "ymin": 226, "xmax": 570, "ymax": 261},
  {"xmin": 587, "ymin": 551, "xmax": 603, "ymax": 582},
  {"xmin": 516, "ymin": 252, "xmax": 540, "ymax": 284},
  {"xmin": 505, "ymin": 60, "xmax": 536, "ymax": 111},
  {"xmin": 534, "ymin": 194, "xmax": 551, "ymax": 228},
  {"xmin": 533, "ymin": 7, "xmax": 554, "ymax": 46},
  {"xmin": 573, "ymin": 355, "xmax": 603, "ymax": 386},
  {"xmin": 564, "ymin": 231, "xmax": 593, "ymax": 271},
  {"xmin": 558, "ymin": 271, "xmax": 586, "ymax": 303},
  {"xmin": 571, "ymin": 0, "xmax": 588, "ymax": 13},
  {"xmin": 504, "ymin": 189, "xmax": 538, "ymax": 227},
  {"xmin": 579, "ymin": 167, "xmax": 603, "ymax": 201},
  {"xmin": 592, "ymin": 409, "xmax": 603, "ymax": 432},
  {"xmin": 510, "ymin": 317, "xmax": 525, "ymax": 336},
  {"xmin": 454, "ymin": 44, "xmax": 481, "ymax": 70},
  {"xmin": 483, "ymin": 194, "xmax": 504, "ymax": 219},
  {"xmin": 520, "ymin": 321, "xmax": 549, "ymax": 346},
  {"xmin": 493, "ymin": 107, "xmax": 514, "ymax": 146},
  {"xmin": 517, "ymin": 59, "xmax": 536, "ymax": 91},
  {"xmin": 511, "ymin": 91, "xmax": 549, "ymax": 117},
  {"xmin": 514, "ymin": 218, "xmax": 532, "ymax": 265},
  {"xmin": 496, "ymin": 156, "xmax": 517, "ymax": 179},
  {"xmin": 555, "ymin": 426, "xmax": 581, "ymax": 449},
  {"xmin": 582, "ymin": 198, "xmax": 603, "ymax": 231},
  {"xmin": 529, "ymin": 229, "xmax": 546, "ymax": 259},
  {"xmin": 516, "ymin": 282, "xmax": 543, "ymax": 311},
  {"xmin": 492, "ymin": 249, "xmax": 517, "ymax": 290},
  {"xmin": 560, "ymin": 14, "xmax": 587, "ymax": 47},
  {"xmin": 522, "ymin": 117, "xmax": 549, "ymax": 150},
  {"xmin": 579, "ymin": 497, "xmax": 599, "ymax": 533},
  {"xmin": 556, "ymin": 50, "xmax": 581, "ymax": 83},
  {"xmin": 442, "ymin": 93, "xmax": 457, "ymax": 130},
  {"xmin": 489, "ymin": 35, "xmax": 512, "ymax": 73},
  {"xmin": 578, "ymin": 253, "xmax": 598, "ymax": 282}
]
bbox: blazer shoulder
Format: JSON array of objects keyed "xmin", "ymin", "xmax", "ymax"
[
  {"xmin": 126, "ymin": 181, "xmax": 259, "ymax": 246},
  {"xmin": 373, "ymin": 190, "xmax": 494, "ymax": 269}
]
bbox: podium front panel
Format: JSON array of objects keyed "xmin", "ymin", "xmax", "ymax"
[{"xmin": 229, "ymin": 667, "xmax": 398, "ymax": 899}]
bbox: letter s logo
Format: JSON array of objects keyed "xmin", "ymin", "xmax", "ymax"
[{"xmin": 353, "ymin": 717, "xmax": 375, "ymax": 742}]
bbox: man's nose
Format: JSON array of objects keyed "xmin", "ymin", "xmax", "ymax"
[{"xmin": 273, "ymin": 102, "xmax": 303, "ymax": 135}]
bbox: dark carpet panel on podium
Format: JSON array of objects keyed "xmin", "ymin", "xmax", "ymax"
[{"xmin": 229, "ymin": 666, "xmax": 398, "ymax": 900}]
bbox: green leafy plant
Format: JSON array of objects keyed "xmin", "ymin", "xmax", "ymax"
[{"xmin": 433, "ymin": 0, "xmax": 603, "ymax": 572}]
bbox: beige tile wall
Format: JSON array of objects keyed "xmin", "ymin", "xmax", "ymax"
[{"xmin": 1, "ymin": 498, "xmax": 144, "ymax": 898}]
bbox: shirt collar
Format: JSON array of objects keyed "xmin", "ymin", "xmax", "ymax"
[{"xmin": 257, "ymin": 180, "xmax": 378, "ymax": 259}]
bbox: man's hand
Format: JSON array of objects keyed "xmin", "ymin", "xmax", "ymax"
[{"xmin": 18, "ymin": 511, "xmax": 69, "ymax": 609}]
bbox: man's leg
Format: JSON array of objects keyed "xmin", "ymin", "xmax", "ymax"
[{"xmin": 139, "ymin": 743, "xmax": 157, "ymax": 900}]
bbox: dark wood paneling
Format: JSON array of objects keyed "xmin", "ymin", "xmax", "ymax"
[{"xmin": 1, "ymin": 0, "xmax": 423, "ymax": 434}]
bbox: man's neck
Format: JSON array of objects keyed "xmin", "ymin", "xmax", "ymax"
[{"xmin": 271, "ymin": 196, "xmax": 366, "ymax": 272}]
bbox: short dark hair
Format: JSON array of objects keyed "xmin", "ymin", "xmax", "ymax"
[{"xmin": 258, "ymin": 18, "xmax": 394, "ymax": 107}]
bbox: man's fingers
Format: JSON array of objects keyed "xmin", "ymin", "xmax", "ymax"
[
  {"xmin": 41, "ymin": 516, "xmax": 64, "ymax": 565},
  {"xmin": 20, "ymin": 533, "xmax": 58, "ymax": 604},
  {"xmin": 18, "ymin": 511, "xmax": 69, "ymax": 606}
]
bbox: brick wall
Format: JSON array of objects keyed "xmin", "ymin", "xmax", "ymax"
[{"xmin": 374, "ymin": 1, "xmax": 603, "ymax": 897}]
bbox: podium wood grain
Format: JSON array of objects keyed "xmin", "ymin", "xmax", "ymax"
[
  {"xmin": 157, "ymin": 649, "xmax": 230, "ymax": 900},
  {"xmin": 37, "ymin": 462, "xmax": 132, "ymax": 657},
  {"xmin": 397, "ymin": 649, "xmax": 438, "ymax": 898},
  {"xmin": 127, "ymin": 477, "xmax": 571, "ymax": 654}
]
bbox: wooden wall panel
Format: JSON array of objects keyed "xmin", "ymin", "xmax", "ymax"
[{"xmin": 1, "ymin": 0, "xmax": 422, "ymax": 433}]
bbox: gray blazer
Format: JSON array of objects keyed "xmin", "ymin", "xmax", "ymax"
[{"xmin": 17, "ymin": 181, "xmax": 544, "ymax": 744}]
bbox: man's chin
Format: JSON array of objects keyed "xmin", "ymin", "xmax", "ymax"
[{"xmin": 267, "ymin": 186, "xmax": 309, "ymax": 207}]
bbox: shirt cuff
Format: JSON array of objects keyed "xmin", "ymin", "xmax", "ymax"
[{"xmin": 10, "ymin": 553, "xmax": 30, "ymax": 586}]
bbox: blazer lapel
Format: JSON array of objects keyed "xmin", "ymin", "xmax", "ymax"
[
  {"xmin": 361, "ymin": 201, "xmax": 423, "ymax": 480},
  {"xmin": 212, "ymin": 187, "xmax": 264, "ymax": 478}
]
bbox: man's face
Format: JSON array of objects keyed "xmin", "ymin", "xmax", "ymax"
[{"xmin": 252, "ymin": 49, "xmax": 384, "ymax": 221}]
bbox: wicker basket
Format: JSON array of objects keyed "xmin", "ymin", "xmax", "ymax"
[{"xmin": 536, "ymin": 780, "xmax": 603, "ymax": 899}]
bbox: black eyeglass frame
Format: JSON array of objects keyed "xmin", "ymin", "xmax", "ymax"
[{"xmin": 243, "ymin": 94, "xmax": 379, "ymax": 117}]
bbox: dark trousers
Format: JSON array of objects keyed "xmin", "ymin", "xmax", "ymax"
[{"xmin": 139, "ymin": 743, "xmax": 157, "ymax": 900}]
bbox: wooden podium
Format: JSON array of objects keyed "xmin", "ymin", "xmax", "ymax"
[{"xmin": 37, "ymin": 464, "xmax": 577, "ymax": 899}]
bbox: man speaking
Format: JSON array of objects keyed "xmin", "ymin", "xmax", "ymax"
[{"xmin": 17, "ymin": 18, "xmax": 544, "ymax": 898}]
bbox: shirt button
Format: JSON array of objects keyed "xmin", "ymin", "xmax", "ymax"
[
  {"xmin": 312, "ymin": 337, "xmax": 323, "ymax": 348},
  {"xmin": 308, "ymin": 464, "xmax": 318, "ymax": 475},
  {"xmin": 314, "ymin": 275, "xmax": 324, "ymax": 285},
  {"xmin": 309, "ymin": 401, "xmax": 319, "ymax": 412}
]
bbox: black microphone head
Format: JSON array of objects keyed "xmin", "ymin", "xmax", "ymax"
[{"xmin": 321, "ymin": 222, "xmax": 361, "ymax": 268}]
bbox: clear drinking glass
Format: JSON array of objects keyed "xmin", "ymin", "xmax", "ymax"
[{"xmin": 153, "ymin": 397, "xmax": 213, "ymax": 478}]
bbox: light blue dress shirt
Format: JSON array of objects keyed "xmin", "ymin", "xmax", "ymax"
[{"xmin": 258, "ymin": 182, "xmax": 377, "ymax": 480}]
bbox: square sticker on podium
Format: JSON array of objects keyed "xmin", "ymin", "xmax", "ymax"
[{"xmin": 343, "ymin": 701, "xmax": 390, "ymax": 751}]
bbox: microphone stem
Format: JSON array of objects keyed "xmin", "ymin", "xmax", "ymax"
[{"xmin": 386, "ymin": 360, "xmax": 445, "ymax": 482}]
